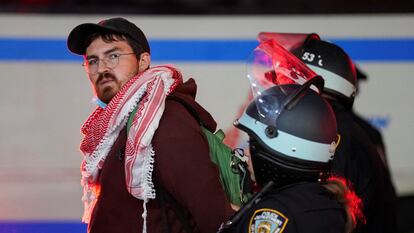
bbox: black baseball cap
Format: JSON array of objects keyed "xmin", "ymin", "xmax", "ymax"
[{"xmin": 67, "ymin": 17, "xmax": 150, "ymax": 55}]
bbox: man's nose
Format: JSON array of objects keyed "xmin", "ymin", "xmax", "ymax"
[{"xmin": 97, "ymin": 59, "xmax": 109, "ymax": 73}]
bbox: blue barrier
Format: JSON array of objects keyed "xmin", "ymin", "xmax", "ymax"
[
  {"xmin": 0, "ymin": 38, "xmax": 413, "ymax": 62},
  {"xmin": 0, "ymin": 221, "xmax": 87, "ymax": 233}
]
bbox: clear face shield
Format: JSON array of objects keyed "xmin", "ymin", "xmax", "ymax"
[{"xmin": 246, "ymin": 37, "xmax": 322, "ymax": 130}]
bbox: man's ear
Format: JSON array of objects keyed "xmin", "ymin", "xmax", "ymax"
[{"xmin": 138, "ymin": 52, "xmax": 151, "ymax": 71}]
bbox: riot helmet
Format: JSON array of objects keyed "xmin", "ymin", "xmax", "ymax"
[
  {"xmin": 258, "ymin": 32, "xmax": 357, "ymax": 107},
  {"xmin": 291, "ymin": 38, "xmax": 357, "ymax": 106},
  {"xmin": 235, "ymin": 38, "xmax": 338, "ymax": 188}
]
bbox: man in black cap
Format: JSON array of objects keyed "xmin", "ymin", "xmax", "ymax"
[{"xmin": 67, "ymin": 17, "xmax": 234, "ymax": 233}]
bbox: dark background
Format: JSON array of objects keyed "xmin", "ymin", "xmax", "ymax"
[{"xmin": 1, "ymin": 0, "xmax": 414, "ymax": 14}]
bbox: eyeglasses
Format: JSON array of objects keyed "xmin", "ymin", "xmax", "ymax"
[{"xmin": 82, "ymin": 52, "xmax": 135, "ymax": 75}]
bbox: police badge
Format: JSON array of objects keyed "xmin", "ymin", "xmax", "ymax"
[{"xmin": 248, "ymin": 208, "xmax": 288, "ymax": 233}]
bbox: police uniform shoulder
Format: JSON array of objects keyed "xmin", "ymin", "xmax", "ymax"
[
  {"xmin": 247, "ymin": 191, "xmax": 294, "ymax": 233},
  {"xmin": 248, "ymin": 207, "xmax": 291, "ymax": 233},
  {"xmin": 270, "ymin": 183, "xmax": 340, "ymax": 213}
]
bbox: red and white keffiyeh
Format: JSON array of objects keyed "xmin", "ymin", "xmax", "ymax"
[{"xmin": 79, "ymin": 65, "xmax": 182, "ymax": 227}]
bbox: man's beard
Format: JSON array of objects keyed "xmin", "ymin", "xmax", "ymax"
[{"xmin": 95, "ymin": 72, "xmax": 118, "ymax": 104}]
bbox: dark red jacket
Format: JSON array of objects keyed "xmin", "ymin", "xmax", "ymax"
[{"xmin": 88, "ymin": 79, "xmax": 234, "ymax": 233}]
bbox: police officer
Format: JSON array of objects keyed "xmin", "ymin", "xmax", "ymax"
[
  {"xmin": 218, "ymin": 37, "xmax": 365, "ymax": 232},
  {"xmin": 220, "ymin": 80, "xmax": 362, "ymax": 233},
  {"xmin": 291, "ymin": 38, "xmax": 397, "ymax": 233}
]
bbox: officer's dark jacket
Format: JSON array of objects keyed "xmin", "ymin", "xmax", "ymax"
[
  {"xmin": 232, "ymin": 182, "xmax": 346, "ymax": 233},
  {"xmin": 330, "ymin": 101, "xmax": 397, "ymax": 233}
]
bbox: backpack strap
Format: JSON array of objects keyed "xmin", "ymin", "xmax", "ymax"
[
  {"xmin": 126, "ymin": 102, "xmax": 139, "ymax": 134},
  {"xmin": 127, "ymin": 94, "xmax": 202, "ymax": 133}
]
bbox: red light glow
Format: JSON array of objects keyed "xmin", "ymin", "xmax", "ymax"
[{"xmin": 327, "ymin": 176, "xmax": 366, "ymax": 227}]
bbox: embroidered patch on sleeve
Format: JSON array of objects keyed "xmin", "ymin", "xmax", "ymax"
[{"xmin": 248, "ymin": 208, "xmax": 288, "ymax": 233}]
